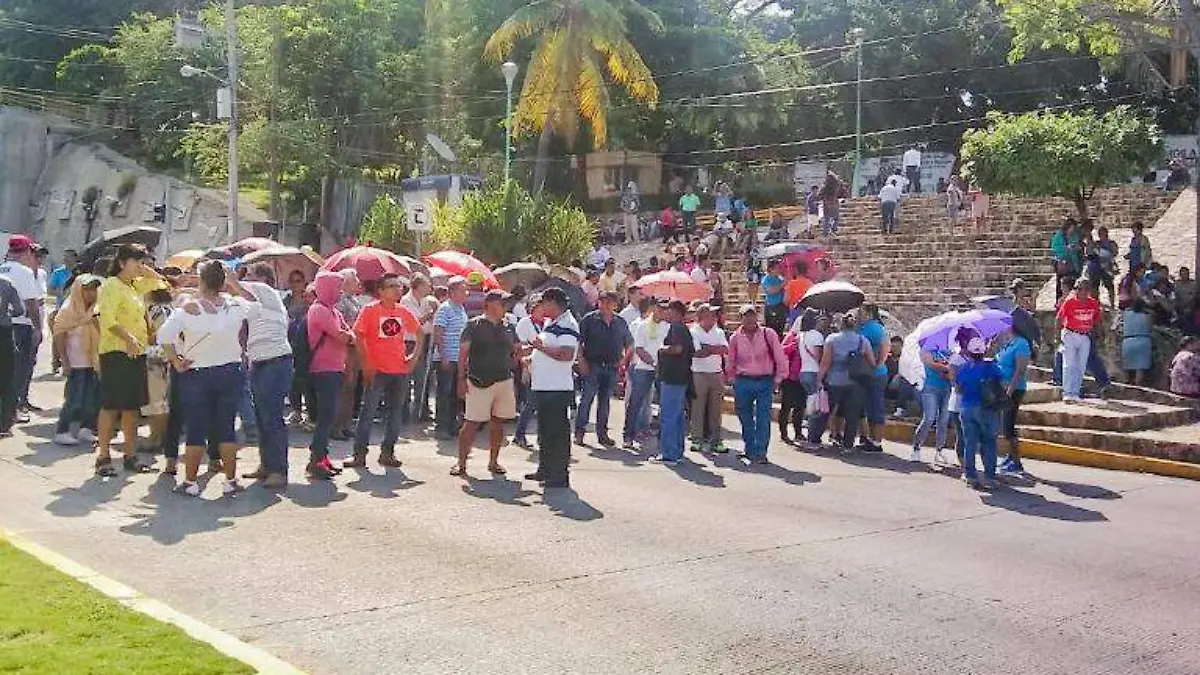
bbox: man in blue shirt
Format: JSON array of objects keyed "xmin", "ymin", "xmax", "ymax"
[
  {"xmin": 858, "ymin": 304, "xmax": 890, "ymax": 451},
  {"xmin": 433, "ymin": 277, "xmax": 470, "ymax": 439},
  {"xmin": 761, "ymin": 261, "xmax": 786, "ymax": 335},
  {"xmin": 995, "ymin": 329, "xmax": 1032, "ymax": 475}
]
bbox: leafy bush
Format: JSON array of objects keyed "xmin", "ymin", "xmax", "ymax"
[
  {"xmin": 434, "ymin": 182, "xmax": 592, "ymax": 266},
  {"xmin": 359, "ymin": 193, "xmax": 410, "ymax": 252}
]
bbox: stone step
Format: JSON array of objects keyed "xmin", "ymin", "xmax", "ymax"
[
  {"xmin": 1017, "ymin": 399, "xmax": 1196, "ymax": 432},
  {"xmin": 1019, "ymin": 422, "xmax": 1200, "ymax": 464},
  {"xmin": 1025, "ymin": 366, "xmax": 1200, "ymax": 410}
]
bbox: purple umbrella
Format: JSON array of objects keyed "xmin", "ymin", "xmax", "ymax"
[{"xmin": 914, "ymin": 309, "xmax": 1013, "ymax": 352}]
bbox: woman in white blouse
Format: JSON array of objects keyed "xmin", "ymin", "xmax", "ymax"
[{"xmin": 157, "ymin": 261, "xmax": 257, "ymax": 497}]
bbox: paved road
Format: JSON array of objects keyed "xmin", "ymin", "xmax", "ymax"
[{"xmin": 2, "ymin": 372, "xmax": 1198, "ymax": 674}]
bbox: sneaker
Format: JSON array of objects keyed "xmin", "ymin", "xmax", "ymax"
[
  {"xmin": 179, "ymin": 481, "xmax": 201, "ymax": 496},
  {"xmin": 307, "ymin": 460, "xmax": 335, "ymax": 480},
  {"xmin": 689, "ymin": 440, "xmax": 703, "ymax": 453},
  {"xmin": 53, "ymin": 432, "xmax": 79, "ymax": 446},
  {"xmin": 242, "ymin": 466, "xmax": 269, "ymax": 480},
  {"xmin": 892, "ymin": 407, "xmax": 906, "ymax": 418},
  {"xmin": 574, "ymin": 432, "xmax": 586, "ymax": 445},
  {"xmin": 13, "ymin": 411, "xmax": 29, "ymax": 424},
  {"xmin": 222, "ymin": 479, "xmax": 242, "ymax": 495},
  {"xmin": 342, "ymin": 454, "xmax": 368, "ymax": 469},
  {"xmin": 711, "ymin": 441, "xmax": 728, "ymax": 454},
  {"xmin": 622, "ymin": 438, "xmax": 638, "ymax": 451},
  {"xmin": 513, "ymin": 437, "xmax": 533, "ymax": 450},
  {"xmin": 979, "ymin": 478, "xmax": 997, "ymax": 490},
  {"xmin": 76, "ymin": 428, "xmax": 97, "ymax": 443},
  {"xmin": 933, "ymin": 449, "xmax": 951, "ymax": 466},
  {"xmin": 378, "ymin": 453, "xmax": 403, "ymax": 468},
  {"xmin": 262, "ymin": 473, "xmax": 288, "ymax": 489},
  {"xmin": 908, "ymin": 448, "xmax": 922, "ymax": 463},
  {"xmin": 651, "ymin": 456, "xmax": 680, "ymax": 466},
  {"xmin": 597, "ymin": 436, "xmax": 617, "ymax": 448}
]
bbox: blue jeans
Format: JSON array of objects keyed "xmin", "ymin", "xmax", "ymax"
[
  {"xmin": 1053, "ymin": 344, "xmax": 1111, "ymax": 388},
  {"xmin": 309, "ymin": 372, "xmax": 342, "ymax": 462},
  {"xmin": 913, "ymin": 386, "xmax": 951, "ymax": 450},
  {"xmin": 11, "ymin": 324, "xmax": 33, "ymax": 408},
  {"xmin": 658, "ymin": 383, "xmax": 688, "ymax": 461},
  {"xmin": 251, "ymin": 356, "xmax": 293, "ymax": 474},
  {"xmin": 178, "ymin": 363, "xmax": 244, "ymax": 446},
  {"xmin": 163, "ymin": 372, "xmax": 221, "ymax": 462},
  {"xmin": 514, "ymin": 388, "xmax": 537, "ymax": 442},
  {"xmin": 574, "ymin": 363, "xmax": 617, "ymax": 438},
  {"xmin": 821, "ymin": 212, "xmax": 841, "ymax": 236},
  {"xmin": 960, "ymin": 405, "xmax": 998, "ymax": 481},
  {"xmin": 354, "ymin": 373, "xmax": 409, "ymax": 455},
  {"xmin": 881, "ymin": 200, "xmax": 897, "ymax": 231},
  {"xmin": 623, "ymin": 369, "xmax": 656, "ymax": 441},
  {"xmin": 55, "ymin": 367, "xmax": 99, "ymax": 434},
  {"xmin": 399, "ymin": 340, "xmax": 430, "ymax": 424},
  {"xmin": 733, "ymin": 376, "xmax": 774, "ymax": 459}
]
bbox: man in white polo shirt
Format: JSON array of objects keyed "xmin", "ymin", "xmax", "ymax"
[
  {"xmin": 902, "ymin": 145, "xmax": 922, "ymax": 194},
  {"xmin": 525, "ymin": 287, "xmax": 579, "ymax": 489}
]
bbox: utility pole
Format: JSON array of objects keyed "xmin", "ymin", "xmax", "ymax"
[
  {"xmin": 851, "ymin": 27, "xmax": 865, "ymax": 196},
  {"xmin": 225, "ymin": 0, "xmax": 239, "ymax": 242},
  {"xmin": 268, "ymin": 9, "xmax": 282, "ymax": 222}
]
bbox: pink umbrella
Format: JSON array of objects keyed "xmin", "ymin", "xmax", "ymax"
[
  {"xmin": 424, "ymin": 250, "xmax": 499, "ymax": 289},
  {"xmin": 321, "ymin": 246, "xmax": 412, "ymax": 282},
  {"xmin": 223, "ymin": 237, "xmax": 281, "ymax": 258},
  {"xmin": 632, "ymin": 270, "xmax": 712, "ymax": 302},
  {"xmin": 240, "ymin": 246, "xmax": 322, "ymax": 289}
]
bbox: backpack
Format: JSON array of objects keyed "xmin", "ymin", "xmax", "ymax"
[
  {"xmin": 845, "ymin": 336, "xmax": 876, "ymax": 385},
  {"xmin": 288, "ymin": 314, "xmax": 325, "ymax": 375}
]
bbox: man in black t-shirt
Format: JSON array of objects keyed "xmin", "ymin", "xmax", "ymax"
[
  {"xmin": 453, "ymin": 290, "xmax": 517, "ymax": 477},
  {"xmin": 654, "ymin": 300, "xmax": 694, "ymax": 465}
]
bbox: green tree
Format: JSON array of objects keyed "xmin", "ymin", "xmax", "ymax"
[
  {"xmin": 358, "ymin": 193, "xmax": 410, "ymax": 252},
  {"xmin": 960, "ymin": 106, "xmax": 1163, "ymax": 219},
  {"xmin": 484, "ymin": 0, "xmax": 663, "ymax": 193},
  {"xmin": 438, "ymin": 182, "xmax": 592, "ymax": 265}
]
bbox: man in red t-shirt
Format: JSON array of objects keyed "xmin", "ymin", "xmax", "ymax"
[
  {"xmin": 348, "ymin": 273, "xmax": 421, "ymax": 467},
  {"xmin": 1056, "ymin": 277, "xmax": 1104, "ymax": 402}
]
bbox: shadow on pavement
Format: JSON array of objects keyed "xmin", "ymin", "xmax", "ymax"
[
  {"xmin": 587, "ymin": 444, "xmax": 648, "ymax": 468},
  {"xmin": 117, "ymin": 473, "xmax": 284, "ymax": 545},
  {"xmin": 981, "ymin": 488, "xmax": 1108, "ymax": 522},
  {"xmin": 541, "ymin": 488, "xmax": 603, "ymax": 521},
  {"xmin": 829, "ymin": 448, "xmax": 935, "ymax": 475},
  {"xmin": 666, "ymin": 459, "xmax": 726, "ymax": 488},
  {"xmin": 709, "ymin": 452, "xmax": 821, "ymax": 486},
  {"xmin": 45, "ymin": 472, "xmax": 134, "ymax": 519},
  {"xmin": 286, "ymin": 480, "xmax": 350, "ymax": 509},
  {"xmin": 461, "ymin": 475, "xmax": 537, "ymax": 507},
  {"xmin": 16, "ymin": 440, "xmax": 93, "ymax": 468},
  {"xmin": 16, "ymin": 421, "xmax": 57, "ymax": 441},
  {"xmin": 1036, "ymin": 478, "xmax": 1122, "ymax": 500},
  {"xmin": 344, "ymin": 468, "xmax": 424, "ymax": 499}
]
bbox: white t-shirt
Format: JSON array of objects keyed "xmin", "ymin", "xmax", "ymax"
[
  {"xmin": 531, "ymin": 311, "xmax": 579, "ymax": 391},
  {"xmin": 156, "ymin": 295, "xmax": 256, "ymax": 370},
  {"xmin": 36, "ymin": 268, "xmax": 47, "ymax": 296},
  {"xmin": 689, "ymin": 266, "xmax": 710, "ymax": 284},
  {"xmin": 903, "ymin": 148, "xmax": 922, "ymax": 167},
  {"xmin": 691, "ymin": 324, "xmax": 728, "ymax": 373},
  {"xmin": 586, "ymin": 247, "xmax": 611, "ymax": 269},
  {"xmin": 401, "ymin": 292, "xmax": 433, "ymax": 336},
  {"xmin": 241, "ymin": 281, "xmax": 292, "ymax": 363},
  {"xmin": 618, "ymin": 304, "xmax": 641, "ymax": 327},
  {"xmin": 0, "ymin": 261, "xmax": 40, "ymax": 326},
  {"xmin": 632, "ymin": 318, "xmax": 667, "ymax": 371},
  {"xmin": 799, "ymin": 329, "xmax": 825, "ymax": 373},
  {"xmin": 879, "ymin": 182, "xmax": 902, "ymax": 203}
]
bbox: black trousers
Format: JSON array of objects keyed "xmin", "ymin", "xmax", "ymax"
[
  {"xmin": 535, "ymin": 390, "xmax": 574, "ymax": 485},
  {"xmin": 434, "ymin": 361, "xmax": 460, "ymax": 434},
  {"xmin": 0, "ymin": 326, "xmax": 13, "ymax": 431},
  {"xmin": 779, "ymin": 379, "xmax": 808, "ymax": 438},
  {"xmin": 765, "ymin": 303, "xmax": 787, "ymax": 336}
]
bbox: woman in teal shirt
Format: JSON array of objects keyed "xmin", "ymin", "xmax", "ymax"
[{"xmin": 994, "ymin": 329, "xmax": 1031, "ymax": 475}]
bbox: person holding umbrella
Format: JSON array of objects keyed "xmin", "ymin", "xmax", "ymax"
[
  {"xmin": 953, "ymin": 328, "xmax": 1005, "ymax": 489},
  {"xmin": 725, "ymin": 305, "xmax": 787, "ymax": 464}
]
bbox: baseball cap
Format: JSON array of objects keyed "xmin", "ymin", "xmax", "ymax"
[
  {"xmin": 1008, "ymin": 278, "xmax": 1025, "ymax": 290},
  {"xmin": 76, "ymin": 273, "xmax": 103, "ymax": 287},
  {"xmin": 7, "ymin": 235, "xmax": 35, "ymax": 252},
  {"xmin": 739, "ymin": 303, "xmax": 758, "ymax": 316},
  {"xmin": 484, "ymin": 289, "xmax": 512, "ymax": 304},
  {"xmin": 447, "ymin": 275, "xmax": 467, "ymax": 288}
]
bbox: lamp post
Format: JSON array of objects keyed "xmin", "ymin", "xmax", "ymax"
[
  {"xmin": 850, "ymin": 27, "xmax": 865, "ymax": 196},
  {"xmin": 501, "ymin": 61, "xmax": 519, "ymax": 184}
]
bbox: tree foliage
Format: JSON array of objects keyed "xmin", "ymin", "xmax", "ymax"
[
  {"xmin": 437, "ymin": 182, "xmax": 593, "ymax": 265},
  {"xmin": 358, "ymin": 193, "xmax": 410, "ymax": 252},
  {"xmin": 960, "ymin": 106, "xmax": 1163, "ymax": 218}
]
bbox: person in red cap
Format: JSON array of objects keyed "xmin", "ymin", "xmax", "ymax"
[{"xmin": 0, "ymin": 235, "xmax": 45, "ymax": 418}]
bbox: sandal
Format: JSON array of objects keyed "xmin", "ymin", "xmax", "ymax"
[
  {"xmin": 163, "ymin": 459, "xmax": 178, "ymax": 476},
  {"xmin": 94, "ymin": 456, "xmax": 117, "ymax": 477},
  {"xmin": 488, "ymin": 464, "xmax": 507, "ymax": 475},
  {"xmin": 123, "ymin": 455, "xmax": 154, "ymax": 473},
  {"xmin": 449, "ymin": 465, "xmax": 466, "ymax": 477}
]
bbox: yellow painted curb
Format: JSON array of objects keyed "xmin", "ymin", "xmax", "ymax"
[
  {"xmin": 884, "ymin": 421, "xmax": 1200, "ymax": 482},
  {"xmin": 1, "ymin": 529, "xmax": 306, "ymax": 675}
]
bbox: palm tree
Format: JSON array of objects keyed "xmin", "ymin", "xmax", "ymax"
[{"xmin": 484, "ymin": 0, "xmax": 662, "ymax": 193}]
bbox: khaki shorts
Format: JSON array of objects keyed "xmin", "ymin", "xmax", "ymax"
[{"xmin": 464, "ymin": 379, "xmax": 517, "ymax": 422}]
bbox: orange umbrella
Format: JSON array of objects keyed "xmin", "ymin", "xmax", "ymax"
[
  {"xmin": 632, "ymin": 270, "xmax": 712, "ymax": 302},
  {"xmin": 424, "ymin": 250, "xmax": 499, "ymax": 289}
]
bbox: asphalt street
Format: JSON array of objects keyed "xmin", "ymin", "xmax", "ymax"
[{"xmin": 1, "ymin": 370, "xmax": 1197, "ymax": 675}]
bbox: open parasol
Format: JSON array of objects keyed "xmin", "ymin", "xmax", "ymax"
[
  {"xmin": 321, "ymin": 246, "xmax": 413, "ymax": 282},
  {"xmin": 241, "ymin": 246, "xmax": 323, "ymax": 288},
  {"xmin": 913, "ymin": 309, "xmax": 1013, "ymax": 352},
  {"xmin": 631, "ymin": 270, "xmax": 713, "ymax": 303},
  {"xmin": 79, "ymin": 225, "xmax": 162, "ymax": 265},
  {"xmin": 424, "ymin": 250, "xmax": 499, "ymax": 289},
  {"xmin": 798, "ymin": 280, "xmax": 865, "ymax": 313},
  {"xmin": 494, "ymin": 262, "xmax": 549, "ymax": 292}
]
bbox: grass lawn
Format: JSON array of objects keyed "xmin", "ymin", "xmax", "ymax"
[{"xmin": 0, "ymin": 540, "xmax": 254, "ymax": 674}]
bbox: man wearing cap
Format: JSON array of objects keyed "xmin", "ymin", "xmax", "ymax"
[
  {"xmin": 0, "ymin": 235, "xmax": 45, "ymax": 416},
  {"xmin": 433, "ymin": 276, "xmax": 470, "ymax": 439},
  {"xmin": 575, "ymin": 290, "xmax": 632, "ymax": 446},
  {"xmin": 725, "ymin": 304, "xmax": 787, "ymax": 463},
  {"xmin": 527, "ymin": 287, "xmax": 579, "ymax": 488},
  {"xmin": 690, "ymin": 304, "xmax": 729, "ymax": 453},
  {"xmin": 452, "ymin": 289, "xmax": 518, "ymax": 476},
  {"xmin": 654, "ymin": 300, "xmax": 694, "ymax": 464},
  {"xmin": 623, "ymin": 299, "xmax": 667, "ymax": 449},
  {"xmin": 348, "ymin": 273, "xmax": 421, "ymax": 469}
]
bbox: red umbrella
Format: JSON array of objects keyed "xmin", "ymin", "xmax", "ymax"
[
  {"xmin": 632, "ymin": 270, "xmax": 713, "ymax": 302},
  {"xmin": 424, "ymin": 250, "xmax": 499, "ymax": 289},
  {"xmin": 223, "ymin": 237, "xmax": 281, "ymax": 258},
  {"xmin": 321, "ymin": 246, "xmax": 412, "ymax": 282}
]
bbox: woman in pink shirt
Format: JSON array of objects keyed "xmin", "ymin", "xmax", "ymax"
[{"xmin": 306, "ymin": 271, "xmax": 355, "ymax": 479}]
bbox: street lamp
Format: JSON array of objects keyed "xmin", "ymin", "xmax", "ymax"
[
  {"xmin": 850, "ymin": 27, "xmax": 865, "ymax": 196},
  {"xmin": 501, "ymin": 61, "xmax": 519, "ymax": 184}
]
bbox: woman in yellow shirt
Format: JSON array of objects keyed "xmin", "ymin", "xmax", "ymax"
[{"xmin": 94, "ymin": 243, "xmax": 163, "ymax": 476}]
